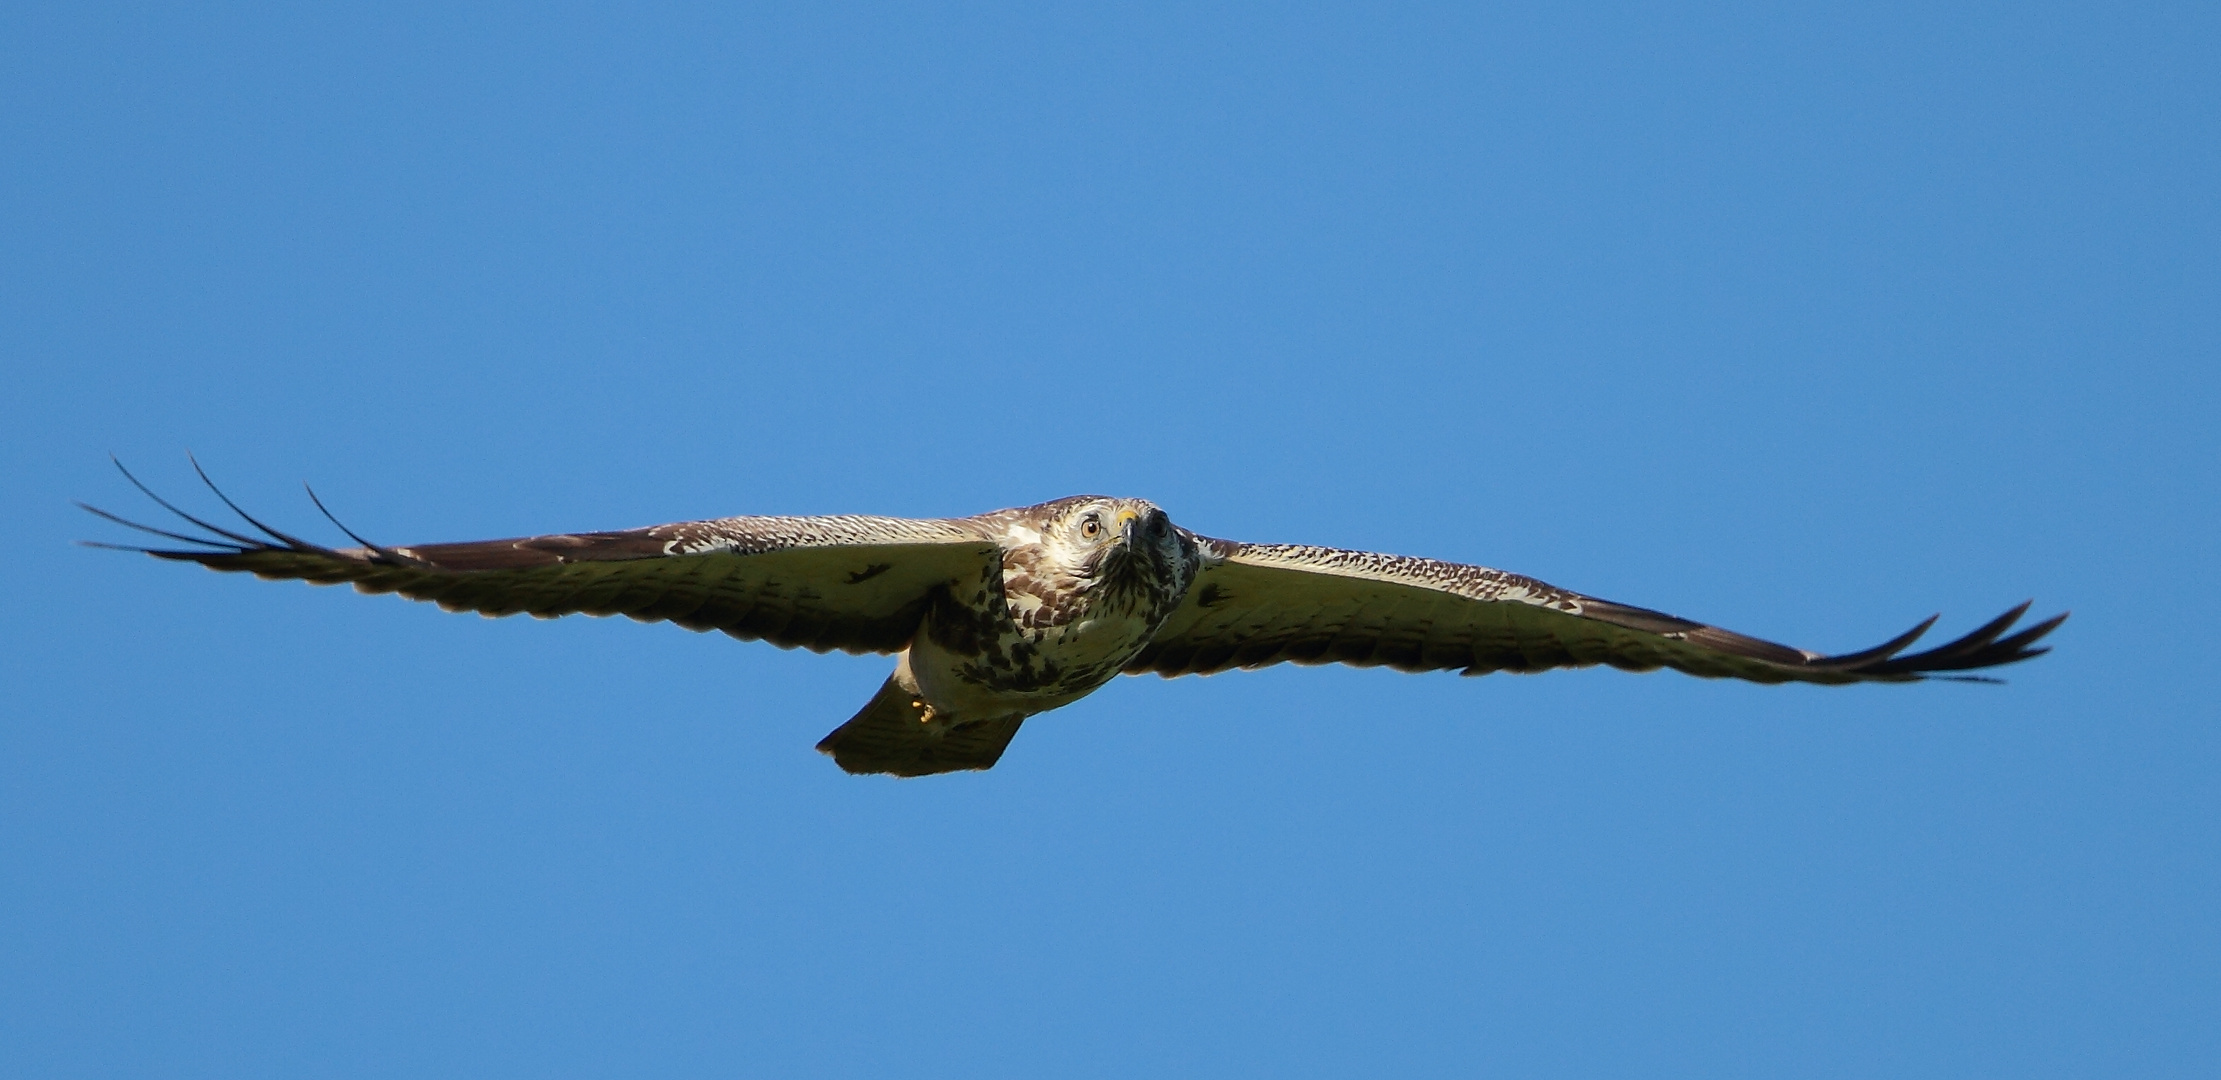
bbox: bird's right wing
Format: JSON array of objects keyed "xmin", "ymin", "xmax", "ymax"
[{"xmin": 83, "ymin": 462, "xmax": 1003, "ymax": 655}]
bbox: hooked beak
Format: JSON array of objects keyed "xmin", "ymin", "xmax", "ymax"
[
  {"xmin": 1117, "ymin": 506, "xmax": 1168, "ymax": 550},
  {"xmin": 1094, "ymin": 506, "xmax": 1168, "ymax": 582},
  {"xmin": 1115, "ymin": 507, "xmax": 1142, "ymax": 546},
  {"xmin": 1094, "ymin": 508, "xmax": 1154, "ymax": 581}
]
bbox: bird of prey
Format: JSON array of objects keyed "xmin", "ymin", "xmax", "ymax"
[{"xmin": 84, "ymin": 461, "xmax": 2064, "ymax": 777}]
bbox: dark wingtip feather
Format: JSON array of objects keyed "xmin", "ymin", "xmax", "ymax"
[
  {"xmin": 77, "ymin": 539, "xmax": 161, "ymax": 554},
  {"xmin": 77, "ymin": 499, "xmax": 249, "ymax": 553},
  {"xmin": 303, "ymin": 482, "xmax": 428, "ymax": 568},
  {"xmin": 1995, "ymin": 611, "xmax": 2068, "ymax": 651},
  {"xmin": 107, "ymin": 457, "xmax": 271, "ymax": 549},
  {"xmin": 1814, "ymin": 613, "xmax": 1938, "ymax": 669},
  {"xmin": 187, "ymin": 453, "xmax": 318, "ymax": 551},
  {"xmin": 82, "ymin": 456, "xmax": 372, "ymax": 567},
  {"xmin": 1849, "ymin": 604, "xmax": 2065, "ymax": 680}
]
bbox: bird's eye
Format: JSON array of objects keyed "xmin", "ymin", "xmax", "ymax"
[{"xmin": 1080, "ymin": 515, "xmax": 1102, "ymax": 539}]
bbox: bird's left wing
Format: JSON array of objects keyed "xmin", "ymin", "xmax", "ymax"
[
  {"xmin": 1126, "ymin": 536, "xmax": 2062, "ymax": 684},
  {"xmin": 83, "ymin": 463, "xmax": 1002, "ymax": 655}
]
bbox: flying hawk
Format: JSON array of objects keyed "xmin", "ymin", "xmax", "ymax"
[{"xmin": 84, "ymin": 461, "xmax": 2064, "ymax": 777}]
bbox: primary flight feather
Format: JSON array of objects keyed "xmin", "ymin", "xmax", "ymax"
[{"xmin": 85, "ymin": 460, "xmax": 2064, "ymax": 777}]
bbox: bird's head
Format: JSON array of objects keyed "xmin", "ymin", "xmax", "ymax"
[{"xmin": 1042, "ymin": 496, "xmax": 1198, "ymax": 603}]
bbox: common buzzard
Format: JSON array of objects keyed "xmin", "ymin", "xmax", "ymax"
[{"xmin": 84, "ymin": 461, "xmax": 2064, "ymax": 776}]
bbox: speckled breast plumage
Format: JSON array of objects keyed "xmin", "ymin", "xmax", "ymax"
[{"xmin": 907, "ymin": 507, "xmax": 1201, "ymax": 716}]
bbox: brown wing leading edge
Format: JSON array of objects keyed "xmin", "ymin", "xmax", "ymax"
[
  {"xmin": 1125, "ymin": 536, "xmax": 2064, "ymax": 685},
  {"xmin": 81, "ymin": 460, "xmax": 1001, "ymax": 655}
]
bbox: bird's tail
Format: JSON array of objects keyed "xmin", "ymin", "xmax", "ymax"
[{"xmin": 815, "ymin": 675, "xmax": 1026, "ymax": 777}]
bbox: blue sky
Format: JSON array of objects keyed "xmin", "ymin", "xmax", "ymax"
[{"xmin": 2, "ymin": 3, "xmax": 2215, "ymax": 1076}]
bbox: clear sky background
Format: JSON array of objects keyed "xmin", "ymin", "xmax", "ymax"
[{"xmin": 3, "ymin": 3, "xmax": 2215, "ymax": 1077}]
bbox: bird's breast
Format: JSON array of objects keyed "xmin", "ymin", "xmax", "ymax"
[{"xmin": 910, "ymin": 582, "xmax": 1164, "ymax": 714}]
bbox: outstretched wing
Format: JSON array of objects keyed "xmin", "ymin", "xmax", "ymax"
[
  {"xmin": 1126, "ymin": 536, "xmax": 2063, "ymax": 684},
  {"xmin": 83, "ymin": 462, "xmax": 1000, "ymax": 655}
]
